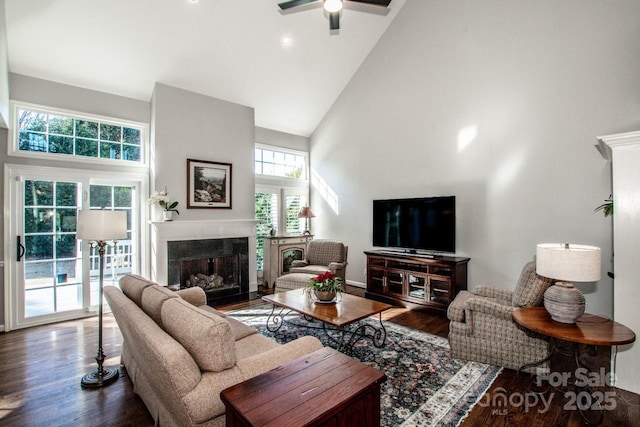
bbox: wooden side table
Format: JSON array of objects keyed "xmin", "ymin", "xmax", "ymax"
[
  {"xmin": 220, "ymin": 347, "xmax": 386, "ymax": 427},
  {"xmin": 513, "ymin": 307, "xmax": 635, "ymax": 426}
]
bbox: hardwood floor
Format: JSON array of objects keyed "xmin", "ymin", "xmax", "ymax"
[
  {"xmin": 0, "ymin": 285, "xmax": 637, "ymax": 426},
  {"xmin": 0, "ymin": 315, "xmax": 153, "ymax": 426}
]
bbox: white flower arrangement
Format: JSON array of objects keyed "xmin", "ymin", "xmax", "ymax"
[{"xmin": 148, "ymin": 188, "xmax": 179, "ymax": 214}]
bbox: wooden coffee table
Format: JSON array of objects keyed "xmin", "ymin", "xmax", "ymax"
[
  {"xmin": 262, "ymin": 290, "xmax": 393, "ymax": 353},
  {"xmin": 221, "ymin": 347, "xmax": 386, "ymax": 426}
]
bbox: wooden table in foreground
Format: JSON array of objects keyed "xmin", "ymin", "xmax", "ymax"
[
  {"xmin": 220, "ymin": 347, "xmax": 387, "ymax": 427},
  {"xmin": 262, "ymin": 290, "xmax": 393, "ymax": 352},
  {"xmin": 513, "ymin": 307, "xmax": 635, "ymax": 426}
]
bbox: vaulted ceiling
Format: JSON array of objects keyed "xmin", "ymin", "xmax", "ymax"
[{"xmin": 4, "ymin": 0, "xmax": 407, "ymax": 136}]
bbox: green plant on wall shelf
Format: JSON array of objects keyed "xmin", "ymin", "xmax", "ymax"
[{"xmin": 594, "ymin": 195, "xmax": 613, "ymax": 217}]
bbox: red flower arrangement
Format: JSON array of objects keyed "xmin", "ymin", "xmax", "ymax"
[{"xmin": 306, "ymin": 271, "xmax": 343, "ymax": 293}]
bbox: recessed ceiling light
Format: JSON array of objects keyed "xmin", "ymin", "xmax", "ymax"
[
  {"xmin": 323, "ymin": 0, "xmax": 343, "ymax": 13},
  {"xmin": 281, "ymin": 34, "xmax": 293, "ymax": 46},
  {"xmin": 188, "ymin": 0, "xmax": 198, "ymax": 4}
]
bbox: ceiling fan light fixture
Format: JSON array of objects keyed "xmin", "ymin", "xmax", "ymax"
[{"xmin": 323, "ymin": 0, "xmax": 343, "ymax": 13}]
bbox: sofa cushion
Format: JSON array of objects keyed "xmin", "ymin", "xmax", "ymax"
[
  {"xmin": 198, "ymin": 305, "xmax": 256, "ymax": 340},
  {"xmin": 198, "ymin": 304, "xmax": 228, "ymax": 318},
  {"xmin": 120, "ymin": 274, "xmax": 156, "ymax": 307},
  {"xmin": 512, "ymin": 261, "xmax": 552, "ymax": 307},
  {"xmin": 162, "ymin": 298, "xmax": 236, "ymax": 372},
  {"xmin": 275, "ymin": 272, "xmax": 315, "ymax": 291},
  {"xmin": 226, "ymin": 317, "xmax": 259, "ymax": 341},
  {"xmin": 141, "ymin": 285, "xmax": 179, "ymax": 328}
]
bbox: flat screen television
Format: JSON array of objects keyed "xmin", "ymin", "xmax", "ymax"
[{"xmin": 372, "ymin": 196, "xmax": 455, "ymax": 254}]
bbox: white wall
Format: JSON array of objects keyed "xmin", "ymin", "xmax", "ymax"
[
  {"xmin": 256, "ymin": 126, "xmax": 309, "ymax": 152},
  {"xmin": 311, "ymin": 0, "xmax": 640, "ymax": 318}
]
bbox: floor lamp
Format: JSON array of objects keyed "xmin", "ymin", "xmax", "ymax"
[{"xmin": 77, "ymin": 209, "xmax": 128, "ymax": 388}]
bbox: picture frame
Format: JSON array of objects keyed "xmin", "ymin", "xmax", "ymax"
[{"xmin": 187, "ymin": 159, "xmax": 232, "ymax": 209}]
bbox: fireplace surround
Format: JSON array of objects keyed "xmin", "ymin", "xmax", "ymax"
[
  {"xmin": 150, "ymin": 219, "xmax": 258, "ymax": 306},
  {"xmin": 167, "ymin": 237, "xmax": 249, "ymax": 305}
]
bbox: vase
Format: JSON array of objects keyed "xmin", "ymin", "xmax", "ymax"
[
  {"xmin": 314, "ymin": 290, "xmax": 336, "ymax": 302},
  {"xmin": 162, "ymin": 211, "xmax": 173, "ymax": 221}
]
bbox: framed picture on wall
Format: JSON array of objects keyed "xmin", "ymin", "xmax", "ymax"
[{"xmin": 187, "ymin": 159, "xmax": 232, "ymax": 209}]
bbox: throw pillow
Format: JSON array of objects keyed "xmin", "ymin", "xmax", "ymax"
[{"xmin": 161, "ymin": 298, "xmax": 236, "ymax": 372}]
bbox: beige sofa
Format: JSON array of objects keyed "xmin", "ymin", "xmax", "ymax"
[{"xmin": 105, "ymin": 275, "xmax": 323, "ymax": 426}]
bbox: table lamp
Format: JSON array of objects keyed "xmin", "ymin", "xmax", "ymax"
[
  {"xmin": 77, "ymin": 209, "xmax": 128, "ymax": 388},
  {"xmin": 298, "ymin": 206, "xmax": 316, "ymax": 235},
  {"xmin": 536, "ymin": 243, "xmax": 601, "ymax": 324}
]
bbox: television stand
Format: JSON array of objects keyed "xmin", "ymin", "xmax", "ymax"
[{"xmin": 364, "ymin": 250, "xmax": 470, "ymax": 315}]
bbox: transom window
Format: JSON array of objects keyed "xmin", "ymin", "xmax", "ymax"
[
  {"xmin": 255, "ymin": 146, "xmax": 306, "ymax": 180},
  {"xmin": 11, "ymin": 102, "xmax": 147, "ymax": 165}
]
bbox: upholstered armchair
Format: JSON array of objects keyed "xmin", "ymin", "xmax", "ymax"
[
  {"xmin": 290, "ymin": 239, "xmax": 348, "ymax": 281},
  {"xmin": 447, "ymin": 261, "xmax": 553, "ymax": 373}
]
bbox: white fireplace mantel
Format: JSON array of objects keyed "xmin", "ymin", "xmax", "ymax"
[
  {"xmin": 598, "ymin": 131, "xmax": 640, "ymax": 394},
  {"xmin": 150, "ymin": 219, "xmax": 259, "ymax": 290}
]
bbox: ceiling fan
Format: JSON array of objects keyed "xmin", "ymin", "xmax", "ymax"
[{"xmin": 278, "ymin": 0, "xmax": 392, "ymax": 30}]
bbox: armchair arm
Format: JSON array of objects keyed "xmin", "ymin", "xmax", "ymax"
[
  {"xmin": 176, "ymin": 287, "xmax": 207, "ymax": 306},
  {"xmin": 328, "ymin": 261, "xmax": 346, "ymax": 273},
  {"xmin": 291, "ymin": 259, "xmax": 309, "ymax": 268},
  {"xmin": 473, "ymin": 284, "xmax": 513, "ymax": 302},
  {"xmin": 466, "ymin": 297, "xmax": 516, "ymax": 321}
]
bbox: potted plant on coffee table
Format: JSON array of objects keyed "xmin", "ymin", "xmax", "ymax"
[{"xmin": 305, "ymin": 271, "xmax": 343, "ymax": 303}]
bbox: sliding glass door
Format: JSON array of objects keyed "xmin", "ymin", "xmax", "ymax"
[
  {"xmin": 5, "ymin": 164, "xmax": 146, "ymax": 330},
  {"xmin": 22, "ymin": 179, "xmax": 83, "ymax": 318}
]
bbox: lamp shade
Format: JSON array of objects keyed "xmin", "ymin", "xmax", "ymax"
[
  {"xmin": 536, "ymin": 243, "xmax": 601, "ymax": 282},
  {"xmin": 77, "ymin": 210, "xmax": 128, "ymax": 241},
  {"xmin": 298, "ymin": 206, "xmax": 316, "ymax": 219}
]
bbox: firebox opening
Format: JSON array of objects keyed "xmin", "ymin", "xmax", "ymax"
[
  {"xmin": 167, "ymin": 237, "xmax": 249, "ymax": 307},
  {"xmin": 180, "ymin": 255, "xmax": 240, "ymax": 292}
]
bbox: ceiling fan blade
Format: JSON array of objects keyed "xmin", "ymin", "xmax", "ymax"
[
  {"xmin": 346, "ymin": 0, "xmax": 392, "ymax": 6},
  {"xmin": 278, "ymin": 0, "xmax": 319, "ymax": 10},
  {"xmin": 329, "ymin": 12, "xmax": 340, "ymax": 30}
]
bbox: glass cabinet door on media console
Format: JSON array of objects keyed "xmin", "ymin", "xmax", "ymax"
[
  {"xmin": 385, "ymin": 270, "xmax": 405, "ymax": 297},
  {"xmin": 364, "ymin": 251, "xmax": 469, "ymax": 314},
  {"xmin": 367, "ymin": 258, "xmax": 385, "ymax": 294},
  {"xmin": 407, "ymin": 273, "xmax": 428, "ymax": 300}
]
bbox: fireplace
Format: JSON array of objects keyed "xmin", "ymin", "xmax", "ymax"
[{"xmin": 167, "ymin": 237, "xmax": 249, "ymax": 306}]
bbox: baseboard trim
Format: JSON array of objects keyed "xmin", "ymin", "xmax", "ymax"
[{"xmin": 346, "ymin": 280, "xmax": 365, "ymax": 289}]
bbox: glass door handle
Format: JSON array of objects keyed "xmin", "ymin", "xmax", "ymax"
[{"xmin": 17, "ymin": 236, "xmax": 26, "ymax": 262}]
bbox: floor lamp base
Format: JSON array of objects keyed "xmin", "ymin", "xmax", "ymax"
[{"xmin": 81, "ymin": 366, "xmax": 119, "ymax": 388}]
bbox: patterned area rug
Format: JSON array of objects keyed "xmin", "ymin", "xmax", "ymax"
[{"xmin": 226, "ymin": 303, "xmax": 502, "ymax": 427}]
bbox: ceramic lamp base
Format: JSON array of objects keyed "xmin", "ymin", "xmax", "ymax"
[{"xmin": 543, "ymin": 281, "xmax": 585, "ymax": 324}]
